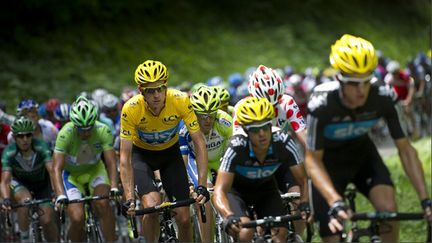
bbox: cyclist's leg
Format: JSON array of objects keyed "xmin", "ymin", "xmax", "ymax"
[
  {"xmin": 63, "ymin": 170, "xmax": 86, "ymax": 242},
  {"xmin": 162, "ymin": 151, "xmax": 192, "ymax": 242},
  {"xmin": 34, "ymin": 184, "xmax": 59, "ymax": 242},
  {"xmin": 354, "ymin": 143, "xmax": 398, "ymax": 242},
  {"xmin": 275, "ymin": 163, "xmax": 306, "ymax": 235},
  {"xmin": 89, "ymin": 162, "xmax": 116, "ymax": 241},
  {"xmin": 10, "ymin": 180, "xmax": 31, "ymax": 241},
  {"xmin": 132, "ymin": 146, "xmax": 162, "ymax": 242},
  {"xmin": 255, "ymin": 186, "xmax": 289, "ymax": 242}
]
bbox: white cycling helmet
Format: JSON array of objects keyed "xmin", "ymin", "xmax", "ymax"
[
  {"xmin": 102, "ymin": 93, "xmax": 119, "ymax": 109},
  {"xmin": 386, "ymin": 61, "xmax": 400, "ymax": 74},
  {"xmin": 288, "ymin": 74, "xmax": 303, "ymax": 86},
  {"xmin": 248, "ymin": 65, "xmax": 284, "ymax": 105}
]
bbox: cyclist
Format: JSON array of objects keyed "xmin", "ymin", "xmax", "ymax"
[
  {"xmin": 179, "ymin": 86, "xmax": 233, "ymax": 242},
  {"xmin": 14, "ymin": 99, "xmax": 58, "ymax": 150},
  {"xmin": 384, "ymin": 60, "xmax": 418, "ymax": 139},
  {"xmin": 305, "ymin": 34, "xmax": 432, "ymax": 242},
  {"xmin": 213, "ymin": 97, "xmax": 309, "ymax": 242},
  {"xmin": 120, "ymin": 60, "xmax": 210, "ymax": 242},
  {"xmin": 233, "ymin": 65, "xmax": 308, "ymax": 233},
  {"xmin": 53, "ymin": 103, "xmax": 70, "ymax": 129},
  {"xmin": 1, "ymin": 117, "xmax": 59, "ymax": 242},
  {"xmin": 51, "ymin": 96, "xmax": 119, "ymax": 242}
]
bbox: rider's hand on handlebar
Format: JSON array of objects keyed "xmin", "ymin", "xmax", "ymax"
[
  {"xmin": 194, "ymin": 185, "xmax": 210, "ymax": 204},
  {"xmin": 110, "ymin": 187, "xmax": 122, "ymax": 199},
  {"xmin": 123, "ymin": 199, "xmax": 136, "ymax": 216},
  {"xmin": 223, "ymin": 215, "xmax": 241, "ymax": 236},
  {"xmin": 421, "ymin": 198, "xmax": 432, "ymax": 222},
  {"xmin": 55, "ymin": 195, "xmax": 69, "ymax": 210},
  {"xmin": 2, "ymin": 198, "xmax": 12, "ymax": 211},
  {"xmin": 298, "ymin": 201, "xmax": 313, "ymax": 222},
  {"xmin": 327, "ymin": 200, "xmax": 351, "ymax": 233}
]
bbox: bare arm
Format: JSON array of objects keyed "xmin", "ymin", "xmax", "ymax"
[
  {"xmin": 44, "ymin": 161, "xmax": 56, "ymax": 193},
  {"xmin": 103, "ymin": 149, "xmax": 119, "ymax": 189},
  {"xmin": 289, "ymin": 164, "xmax": 309, "ymax": 203},
  {"xmin": 52, "ymin": 152, "xmax": 66, "ymax": 196},
  {"xmin": 212, "ymin": 170, "xmax": 235, "ymax": 218},
  {"xmin": 0, "ymin": 171, "xmax": 12, "ymax": 199},
  {"xmin": 304, "ymin": 149, "xmax": 342, "ymax": 205},
  {"xmin": 119, "ymin": 138, "xmax": 134, "ymax": 201},
  {"xmin": 190, "ymin": 131, "xmax": 208, "ymax": 187},
  {"xmin": 394, "ymin": 138, "xmax": 429, "ymax": 200},
  {"xmin": 294, "ymin": 129, "xmax": 307, "ymax": 150}
]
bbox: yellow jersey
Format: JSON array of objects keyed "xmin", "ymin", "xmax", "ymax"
[{"xmin": 120, "ymin": 88, "xmax": 200, "ymax": 151}]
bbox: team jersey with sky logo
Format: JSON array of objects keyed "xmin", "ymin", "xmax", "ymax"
[
  {"xmin": 54, "ymin": 121, "xmax": 113, "ymax": 173},
  {"xmin": 219, "ymin": 130, "xmax": 301, "ymax": 191},
  {"xmin": 306, "ymin": 81, "xmax": 407, "ymax": 151},
  {"xmin": 120, "ymin": 89, "xmax": 200, "ymax": 151},
  {"xmin": 2, "ymin": 138, "xmax": 52, "ymax": 184},
  {"xmin": 232, "ymin": 94, "xmax": 306, "ymax": 134},
  {"xmin": 179, "ymin": 109, "xmax": 233, "ymax": 172}
]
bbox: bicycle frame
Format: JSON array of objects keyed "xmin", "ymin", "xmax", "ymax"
[{"xmin": 11, "ymin": 198, "xmax": 52, "ymax": 243}]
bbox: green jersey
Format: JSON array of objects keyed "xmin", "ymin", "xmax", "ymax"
[
  {"xmin": 54, "ymin": 121, "xmax": 113, "ymax": 173},
  {"xmin": 2, "ymin": 138, "xmax": 52, "ymax": 185}
]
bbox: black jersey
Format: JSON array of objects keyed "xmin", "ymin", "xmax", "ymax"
[
  {"xmin": 219, "ymin": 130, "xmax": 302, "ymax": 192},
  {"xmin": 306, "ymin": 81, "xmax": 407, "ymax": 151}
]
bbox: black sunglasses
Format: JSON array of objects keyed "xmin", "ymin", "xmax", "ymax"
[{"xmin": 16, "ymin": 133, "xmax": 33, "ymax": 139}]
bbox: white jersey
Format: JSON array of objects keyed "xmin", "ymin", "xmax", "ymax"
[{"xmin": 232, "ymin": 94, "xmax": 306, "ymax": 135}]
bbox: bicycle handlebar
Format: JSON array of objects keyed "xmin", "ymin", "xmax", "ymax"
[
  {"xmin": 134, "ymin": 198, "xmax": 196, "ymax": 215},
  {"xmin": 351, "ymin": 212, "xmax": 424, "ymax": 221},
  {"xmin": 11, "ymin": 198, "xmax": 53, "ymax": 209},
  {"xmin": 241, "ymin": 214, "xmax": 302, "ymax": 228},
  {"xmin": 66, "ymin": 195, "xmax": 110, "ymax": 204}
]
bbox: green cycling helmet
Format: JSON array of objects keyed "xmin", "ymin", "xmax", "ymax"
[
  {"xmin": 70, "ymin": 96, "xmax": 98, "ymax": 128},
  {"xmin": 212, "ymin": 86, "xmax": 230, "ymax": 106},
  {"xmin": 190, "ymin": 83, "xmax": 207, "ymax": 94},
  {"xmin": 12, "ymin": 116, "xmax": 35, "ymax": 135},
  {"xmin": 190, "ymin": 86, "xmax": 220, "ymax": 114}
]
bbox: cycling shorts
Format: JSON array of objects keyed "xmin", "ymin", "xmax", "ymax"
[
  {"xmin": 228, "ymin": 181, "xmax": 286, "ymax": 220},
  {"xmin": 132, "ymin": 143, "xmax": 189, "ymax": 202},
  {"xmin": 11, "ymin": 178, "xmax": 53, "ymax": 207},
  {"xmin": 311, "ymin": 139, "xmax": 393, "ymax": 237},
  {"xmin": 63, "ymin": 160, "xmax": 110, "ymax": 200},
  {"xmin": 274, "ymin": 162, "xmax": 299, "ymax": 193}
]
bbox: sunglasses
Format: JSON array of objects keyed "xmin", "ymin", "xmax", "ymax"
[
  {"xmin": 76, "ymin": 125, "xmax": 93, "ymax": 132},
  {"xmin": 196, "ymin": 112, "xmax": 217, "ymax": 120},
  {"xmin": 244, "ymin": 120, "xmax": 272, "ymax": 133},
  {"xmin": 337, "ymin": 73, "xmax": 374, "ymax": 86},
  {"xmin": 15, "ymin": 133, "xmax": 33, "ymax": 139},
  {"xmin": 140, "ymin": 84, "xmax": 167, "ymax": 94}
]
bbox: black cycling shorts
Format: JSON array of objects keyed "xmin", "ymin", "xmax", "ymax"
[
  {"xmin": 312, "ymin": 139, "xmax": 394, "ymax": 237},
  {"xmin": 132, "ymin": 142, "xmax": 189, "ymax": 202},
  {"xmin": 11, "ymin": 178, "xmax": 53, "ymax": 200},
  {"xmin": 228, "ymin": 181, "xmax": 287, "ymax": 220}
]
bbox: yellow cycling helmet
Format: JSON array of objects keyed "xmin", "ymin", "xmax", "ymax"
[
  {"xmin": 236, "ymin": 97, "xmax": 275, "ymax": 125},
  {"xmin": 134, "ymin": 60, "xmax": 169, "ymax": 85},
  {"xmin": 329, "ymin": 34, "xmax": 378, "ymax": 75},
  {"xmin": 190, "ymin": 86, "xmax": 221, "ymax": 114}
]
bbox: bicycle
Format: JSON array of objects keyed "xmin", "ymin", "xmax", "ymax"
[
  {"xmin": 59, "ymin": 194, "xmax": 114, "ymax": 242},
  {"xmin": 128, "ymin": 198, "xmax": 203, "ymax": 242},
  {"xmin": 241, "ymin": 213, "xmax": 303, "ymax": 243},
  {"xmin": 342, "ymin": 184, "xmax": 432, "ymax": 242},
  {"xmin": 207, "ymin": 188, "xmax": 234, "ymax": 243},
  {"xmin": 11, "ymin": 197, "xmax": 53, "ymax": 242},
  {"xmin": 280, "ymin": 191, "xmax": 313, "ymax": 242}
]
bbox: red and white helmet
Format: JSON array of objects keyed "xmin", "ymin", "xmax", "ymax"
[{"xmin": 248, "ymin": 65, "xmax": 284, "ymax": 105}]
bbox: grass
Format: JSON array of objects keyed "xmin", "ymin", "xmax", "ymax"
[{"xmin": 348, "ymin": 137, "xmax": 431, "ymax": 242}]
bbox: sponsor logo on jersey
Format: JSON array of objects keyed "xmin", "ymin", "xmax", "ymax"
[
  {"xmin": 235, "ymin": 163, "xmax": 281, "ymax": 179},
  {"xmin": 230, "ymin": 136, "xmax": 247, "ymax": 147},
  {"xmin": 121, "ymin": 129, "xmax": 131, "ymax": 136},
  {"xmin": 163, "ymin": 115, "xmax": 179, "ymax": 124},
  {"xmin": 189, "ymin": 120, "xmax": 198, "ymax": 128},
  {"xmin": 137, "ymin": 125, "xmax": 179, "ymax": 145},
  {"xmin": 207, "ymin": 140, "xmax": 223, "ymax": 150},
  {"xmin": 219, "ymin": 118, "xmax": 231, "ymax": 127},
  {"xmin": 324, "ymin": 119, "xmax": 379, "ymax": 140},
  {"xmin": 93, "ymin": 143, "xmax": 102, "ymax": 150}
]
